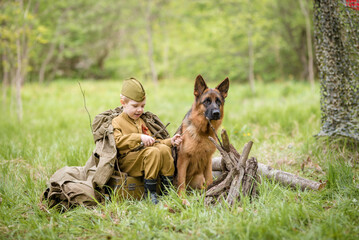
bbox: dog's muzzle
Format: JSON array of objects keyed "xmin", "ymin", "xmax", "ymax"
[{"xmin": 206, "ymin": 109, "xmax": 221, "ymax": 120}]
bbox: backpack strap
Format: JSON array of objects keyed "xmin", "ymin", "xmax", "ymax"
[{"xmin": 141, "ymin": 112, "xmax": 170, "ymax": 140}]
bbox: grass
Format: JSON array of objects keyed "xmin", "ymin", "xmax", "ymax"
[{"xmin": 0, "ymin": 79, "xmax": 358, "ymax": 239}]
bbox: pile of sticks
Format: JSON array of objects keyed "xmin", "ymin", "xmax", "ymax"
[
  {"xmin": 205, "ymin": 126, "xmax": 326, "ymax": 206},
  {"xmin": 205, "ymin": 129, "xmax": 259, "ymax": 205}
]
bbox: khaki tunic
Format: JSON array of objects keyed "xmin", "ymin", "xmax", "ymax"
[{"xmin": 112, "ymin": 112, "xmax": 174, "ymax": 179}]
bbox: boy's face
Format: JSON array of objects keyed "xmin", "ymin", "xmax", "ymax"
[{"xmin": 122, "ymin": 98, "xmax": 146, "ymax": 120}]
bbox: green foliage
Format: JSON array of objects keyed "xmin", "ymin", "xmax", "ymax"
[
  {"xmin": 0, "ymin": 0, "xmax": 46, "ymax": 78},
  {"xmin": 0, "ymin": 0, "xmax": 313, "ymax": 82},
  {"xmin": 0, "ymin": 80, "xmax": 358, "ymax": 239}
]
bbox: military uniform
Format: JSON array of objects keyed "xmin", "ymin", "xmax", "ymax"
[
  {"xmin": 112, "ymin": 78, "xmax": 175, "ymax": 204},
  {"xmin": 112, "ymin": 112, "xmax": 175, "ymax": 180}
]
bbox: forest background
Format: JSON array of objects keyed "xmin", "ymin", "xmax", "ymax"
[{"xmin": 1, "ymin": 0, "xmax": 315, "ymax": 88}]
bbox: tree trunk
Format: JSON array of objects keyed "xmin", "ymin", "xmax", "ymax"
[
  {"xmin": 39, "ymin": 41, "xmax": 56, "ymax": 83},
  {"xmin": 278, "ymin": 3, "xmax": 308, "ymax": 80},
  {"xmin": 39, "ymin": 17, "xmax": 62, "ymax": 83},
  {"xmin": 299, "ymin": 0, "xmax": 315, "ymax": 87},
  {"xmin": 247, "ymin": 0, "xmax": 255, "ymax": 92},
  {"xmin": 96, "ymin": 47, "xmax": 109, "ymax": 71},
  {"xmin": 161, "ymin": 19, "xmax": 170, "ymax": 80},
  {"xmin": 248, "ymin": 25, "xmax": 255, "ymax": 93},
  {"xmin": 48, "ymin": 42, "xmax": 65, "ymax": 81},
  {"xmin": 274, "ymin": 38, "xmax": 284, "ymax": 81},
  {"xmin": 15, "ymin": 38, "xmax": 23, "ymax": 121},
  {"xmin": 2, "ymin": 49, "xmax": 9, "ymax": 105},
  {"xmin": 145, "ymin": 0, "xmax": 158, "ymax": 85}
]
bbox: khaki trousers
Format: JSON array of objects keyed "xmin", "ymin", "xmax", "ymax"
[{"xmin": 119, "ymin": 143, "xmax": 174, "ymax": 180}]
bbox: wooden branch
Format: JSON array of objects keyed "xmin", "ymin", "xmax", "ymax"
[
  {"xmin": 209, "ymin": 171, "xmax": 228, "ymax": 189},
  {"xmin": 220, "ymin": 130, "xmax": 230, "ymax": 171},
  {"xmin": 221, "ymin": 129, "xmax": 230, "ymax": 152},
  {"xmin": 242, "ymin": 157, "xmax": 258, "ymax": 197},
  {"xmin": 209, "ymin": 137, "xmax": 234, "ymax": 170},
  {"xmin": 238, "ymin": 141, "xmax": 253, "ymax": 169},
  {"xmin": 226, "ymin": 167, "xmax": 245, "ymax": 205},
  {"xmin": 229, "ymin": 144, "xmax": 241, "ymax": 160},
  {"xmin": 257, "ymin": 163, "xmax": 326, "ymax": 191},
  {"xmin": 206, "ymin": 170, "xmax": 234, "ymax": 196}
]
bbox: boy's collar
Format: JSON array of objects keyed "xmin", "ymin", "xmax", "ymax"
[{"xmin": 122, "ymin": 111, "xmax": 140, "ymax": 124}]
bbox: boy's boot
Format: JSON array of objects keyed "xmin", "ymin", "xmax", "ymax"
[
  {"xmin": 144, "ymin": 179, "xmax": 159, "ymax": 204},
  {"xmin": 160, "ymin": 175, "xmax": 174, "ymax": 196}
]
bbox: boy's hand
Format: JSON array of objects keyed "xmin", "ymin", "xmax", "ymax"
[
  {"xmin": 141, "ymin": 134, "xmax": 155, "ymax": 147},
  {"xmin": 171, "ymin": 134, "xmax": 183, "ymax": 146}
]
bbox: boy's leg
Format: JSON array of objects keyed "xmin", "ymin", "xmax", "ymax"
[
  {"xmin": 119, "ymin": 147, "xmax": 162, "ymax": 204},
  {"xmin": 141, "ymin": 147, "xmax": 161, "ymax": 204},
  {"xmin": 154, "ymin": 144, "xmax": 175, "ymax": 195},
  {"xmin": 142, "ymin": 147, "xmax": 161, "ymax": 179},
  {"xmin": 155, "ymin": 144, "xmax": 175, "ymax": 176},
  {"xmin": 118, "ymin": 147, "xmax": 161, "ymax": 179}
]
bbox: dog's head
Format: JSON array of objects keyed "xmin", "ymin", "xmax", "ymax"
[{"xmin": 194, "ymin": 75, "xmax": 229, "ymax": 121}]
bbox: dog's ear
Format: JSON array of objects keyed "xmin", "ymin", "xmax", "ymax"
[
  {"xmin": 194, "ymin": 75, "xmax": 208, "ymax": 98},
  {"xmin": 215, "ymin": 77, "xmax": 229, "ymax": 99}
]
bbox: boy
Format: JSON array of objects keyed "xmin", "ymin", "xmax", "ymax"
[{"xmin": 112, "ymin": 78, "xmax": 182, "ymax": 204}]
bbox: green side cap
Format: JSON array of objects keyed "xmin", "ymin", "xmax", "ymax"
[{"xmin": 121, "ymin": 78, "xmax": 146, "ymax": 102}]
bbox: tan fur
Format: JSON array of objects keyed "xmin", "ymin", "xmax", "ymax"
[{"xmin": 175, "ymin": 75, "xmax": 229, "ymax": 195}]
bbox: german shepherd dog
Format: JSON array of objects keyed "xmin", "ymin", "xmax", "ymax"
[{"xmin": 175, "ymin": 75, "xmax": 229, "ymax": 195}]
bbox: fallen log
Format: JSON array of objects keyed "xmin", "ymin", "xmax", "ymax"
[{"xmin": 212, "ymin": 157, "xmax": 326, "ymax": 191}]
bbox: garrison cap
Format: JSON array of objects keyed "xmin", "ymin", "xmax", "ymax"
[{"xmin": 121, "ymin": 78, "xmax": 146, "ymax": 102}]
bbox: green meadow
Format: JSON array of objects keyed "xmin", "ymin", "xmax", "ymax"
[{"xmin": 0, "ymin": 79, "xmax": 358, "ymax": 239}]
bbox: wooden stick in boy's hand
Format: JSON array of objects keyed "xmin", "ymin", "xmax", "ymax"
[{"xmin": 152, "ymin": 122, "xmax": 170, "ymax": 138}]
